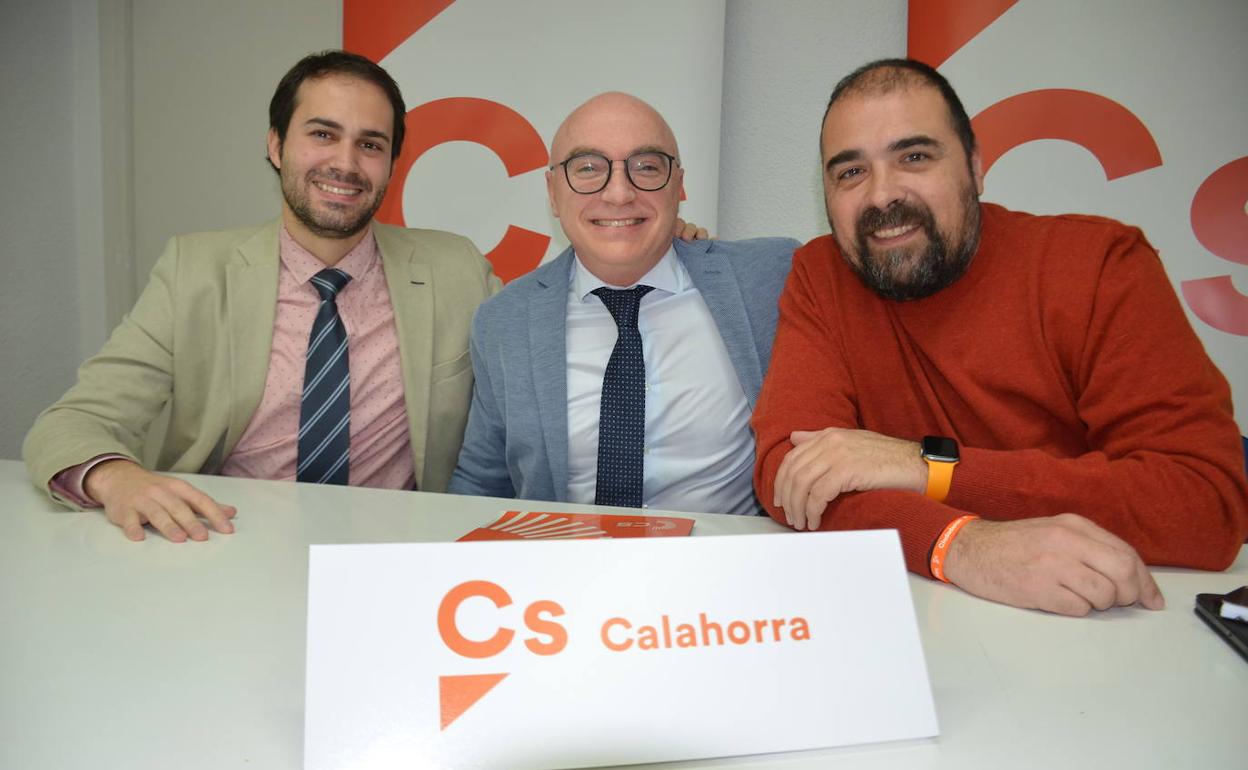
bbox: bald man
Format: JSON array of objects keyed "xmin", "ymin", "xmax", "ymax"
[{"xmin": 449, "ymin": 92, "xmax": 797, "ymax": 514}]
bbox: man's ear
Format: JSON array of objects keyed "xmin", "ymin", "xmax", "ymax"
[
  {"xmin": 267, "ymin": 128, "xmax": 283, "ymax": 170},
  {"xmin": 545, "ymin": 169, "xmax": 559, "ymax": 218},
  {"xmin": 971, "ymin": 148, "xmax": 984, "ymax": 196}
]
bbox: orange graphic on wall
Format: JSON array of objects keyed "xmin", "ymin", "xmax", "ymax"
[
  {"xmin": 971, "ymin": 89, "xmax": 1162, "ymax": 179},
  {"xmin": 343, "ymin": 0, "xmax": 550, "ymax": 282},
  {"xmin": 908, "ymin": 0, "xmax": 1246, "ymax": 337},
  {"xmin": 907, "ymin": 0, "xmax": 1017, "ymax": 69},
  {"xmin": 1182, "ymin": 157, "xmax": 1248, "ymax": 335}
]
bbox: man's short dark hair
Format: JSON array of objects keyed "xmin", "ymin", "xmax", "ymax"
[
  {"xmin": 267, "ymin": 49, "xmax": 407, "ymax": 172},
  {"xmin": 822, "ymin": 58, "xmax": 976, "ymax": 161}
]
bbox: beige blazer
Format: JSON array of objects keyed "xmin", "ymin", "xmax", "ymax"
[{"xmin": 23, "ymin": 220, "xmax": 500, "ymax": 505}]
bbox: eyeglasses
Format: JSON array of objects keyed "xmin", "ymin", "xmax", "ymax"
[{"xmin": 552, "ymin": 151, "xmax": 679, "ymax": 194}]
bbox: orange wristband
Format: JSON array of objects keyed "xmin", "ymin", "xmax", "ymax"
[{"xmin": 930, "ymin": 514, "xmax": 978, "ymax": 583}]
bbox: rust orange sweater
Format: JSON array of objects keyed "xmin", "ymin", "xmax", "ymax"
[{"xmin": 753, "ymin": 203, "xmax": 1248, "ymax": 576}]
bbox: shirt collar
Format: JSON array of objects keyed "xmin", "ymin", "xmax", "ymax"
[
  {"xmin": 278, "ymin": 226, "xmax": 380, "ymax": 287},
  {"xmin": 569, "ymin": 245, "xmax": 688, "ymax": 303}
]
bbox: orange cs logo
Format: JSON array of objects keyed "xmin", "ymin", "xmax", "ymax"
[
  {"xmin": 344, "ymin": 0, "xmax": 550, "ymax": 283},
  {"xmin": 909, "ymin": 0, "xmax": 1248, "ymax": 337},
  {"xmin": 436, "ymin": 581, "xmax": 567, "ymax": 729}
]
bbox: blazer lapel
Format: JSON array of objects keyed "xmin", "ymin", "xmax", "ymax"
[
  {"xmin": 224, "ymin": 222, "xmax": 281, "ymax": 456},
  {"xmin": 528, "ymin": 250, "xmax": 574, "ymax": 501},
  {"xmin": 677, "ymin": 239, "xmax": 765, "ymax": 405},
  {"xmin": 376, "ymin": 226, "xmax": 434, "ymax": 489}
]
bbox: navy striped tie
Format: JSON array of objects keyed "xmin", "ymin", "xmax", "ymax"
[
  {"xmin": 298, "ymin": 268, "xmax": 352, "ymax": 485},
  {"xmin": 592, "ymin": 285, "xmax": 654, "ymax": 507}
]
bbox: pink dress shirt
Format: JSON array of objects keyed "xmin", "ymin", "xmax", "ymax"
[{"xmin": 54, "ymin": 226, "xmax": 414, "ymax": 505}]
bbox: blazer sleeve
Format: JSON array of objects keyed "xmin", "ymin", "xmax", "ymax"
[
  {"xmin": 414, "ymin": 230, "xmax": 503, "ymax": 494},
  {"xmin": 448, "ymin": 309, "xmax": 517, "ymax": 499},
  {"xmin": 23, "ymin": 238, "xmax": 182, "ymax": 508}
]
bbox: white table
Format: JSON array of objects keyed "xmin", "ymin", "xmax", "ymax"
[{"xmin": 2, "ymin": 459, "xmax": 1244, "ymax": 768}]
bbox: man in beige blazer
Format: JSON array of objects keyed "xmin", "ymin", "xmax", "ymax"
[{"xmin": 23, "ymin": 51, "xmax": 498, "ymax": 542}]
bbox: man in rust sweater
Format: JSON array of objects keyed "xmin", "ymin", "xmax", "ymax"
[{"xmin": 753, "ymin": 58, "xmax": 1248, "ymax": 616}]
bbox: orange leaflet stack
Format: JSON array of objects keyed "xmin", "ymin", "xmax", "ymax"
[{"xmin": 458, "ymin": 510, "xmax": 694, "ymax": 541}]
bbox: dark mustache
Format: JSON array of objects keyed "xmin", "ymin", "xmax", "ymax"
[
  {"xmin": 857, "ymin": 201, "xmax": 930, "ymax": 234},
  {"xmin": 308, "ymin": 168, "xmax": 371, "ymax": 192}
]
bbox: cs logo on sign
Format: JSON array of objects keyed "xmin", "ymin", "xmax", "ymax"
[{"xmin": 436, "ymin": 580, "xmax": 566, "ymax": 729}]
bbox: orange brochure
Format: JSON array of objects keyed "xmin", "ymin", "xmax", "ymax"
[{"xmin": 457, "ymin": 510, "xmax": 694, "ymax": 541}]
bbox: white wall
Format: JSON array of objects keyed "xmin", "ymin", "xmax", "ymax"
[
  {"xmin": 0, "ymin": 0, "xmax": 341, "ymax": 460},
  {"xmin": 0, "ymin": 1, "xmax": 97, "ymax": 460},
  {"xmin": 718, "ymin": 0, "xmax": 906, "ymax": 242},
  {"xmin": 129, "ymin": 0, "xmax": 340, "ymax": 281}
]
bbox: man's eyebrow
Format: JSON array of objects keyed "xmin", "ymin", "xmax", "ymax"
[
  {"xmin": 888, "ymin": 135, "xmax": 940, "ymax": 153},
  {"xmin": 303, "ymin": 118, "xmax": 391, "ymax": 143},
  {"xmin": 825, "ymin": 136, "xmax": 943, "ymax": 171},
  {"xmin": 825, "ymin": 148, "xmax": 861, "ymax": 171},
  {"xmin": 303, "ymin": 117, "xmax": 343, "ymax": 132},
  {"xmin": 562, "ymin": 145, "xmax": 604, "ymax": 161},
  {"xmin": 560, "ymin": 144, "xmax": 673, "ymax": 162}
]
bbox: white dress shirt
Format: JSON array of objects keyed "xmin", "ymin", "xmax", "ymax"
[{"xmin": 565, "ymin": 247, "xmax": 758, "ymax": 515}]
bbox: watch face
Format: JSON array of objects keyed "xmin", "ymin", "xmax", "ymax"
[{"xmin": 922, "ymin": 435, "xmax": 959, "ymax": 463}]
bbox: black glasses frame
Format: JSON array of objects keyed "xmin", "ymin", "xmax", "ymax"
[{"xmin": 552, "ymin": 151, "xmax": 679, "ymax": 194}]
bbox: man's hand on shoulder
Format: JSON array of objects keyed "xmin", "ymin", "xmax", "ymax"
[
  {"xmin": 673, "ymin": 218, "xmax": 711, "ymax": 241},
  {"xmin": 942, "ymin": 513, "xmax": 1165, "ymax": 617},
  {"xmin": 774, "ymin": 428, "xmax": 927, "ymax": 530},
  {"xmin": 83, "ymin": 459, "xmax": 236, "ymax": 543}
]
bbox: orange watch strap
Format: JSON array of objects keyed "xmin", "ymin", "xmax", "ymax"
[{"xmin": 923, "ymin": 457, "xmax": 957, "ymax": 502}]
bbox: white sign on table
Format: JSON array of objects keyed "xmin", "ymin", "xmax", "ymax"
[{"xmin": 305, "ymin": 530, "xmax": 937, "ymax": 769}]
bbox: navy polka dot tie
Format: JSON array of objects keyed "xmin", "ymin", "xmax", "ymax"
[
  {"xmin": 297, "ymin": 268, "xmax": 352, "ymax": 485},
  {"xmin": 592, "ymin": 285, "xmax": 653, "ymax": 507}
]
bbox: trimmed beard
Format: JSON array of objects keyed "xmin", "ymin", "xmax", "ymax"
[
  {"xmin": 280, "ymin": 164, "xmax": 385, "ymax": 240},
  {"xmin": 839, "ymin": 184, "xmax": 981, "ymax": 302}
]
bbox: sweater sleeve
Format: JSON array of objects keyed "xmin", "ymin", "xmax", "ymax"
[
  {"xmin": 752, "ymin": 247, "xmax": 963, "ymax": 576},
  {"xmin": 945, "ymin": 230, "xmax": 1248, "ymax": 569}
]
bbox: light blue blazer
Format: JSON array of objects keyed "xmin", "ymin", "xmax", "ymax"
[{"xmin": 449, "ymin": 236, "xmax": 798, "ymax": 507}]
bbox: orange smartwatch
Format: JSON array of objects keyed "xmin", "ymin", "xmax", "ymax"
[{"xmin": 921, "ymin": 435, "xmax": 959, "ymax": 502}]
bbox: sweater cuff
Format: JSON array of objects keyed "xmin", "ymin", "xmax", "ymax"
[
  {"xmin": 900, "ymin": 509, "xmax": 962, "ymax": 579},
  {"xmin": 825, "ymin": 491, "xmax": 966, "ymax": 579}
]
